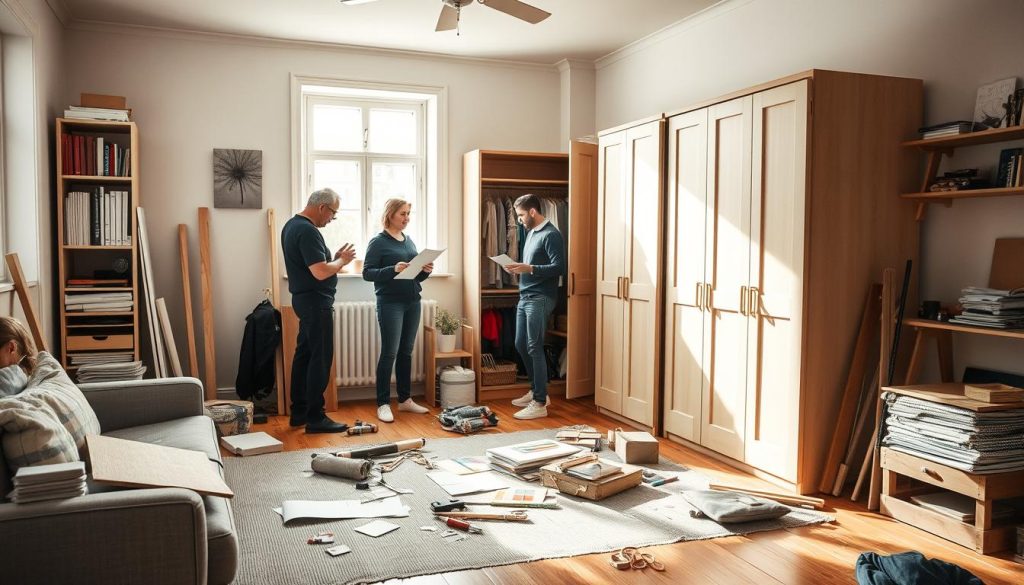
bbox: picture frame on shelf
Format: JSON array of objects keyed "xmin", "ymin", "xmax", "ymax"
[{"xmin": 973, "ymin": 77, "xmax": 1017, "ymax": 129}]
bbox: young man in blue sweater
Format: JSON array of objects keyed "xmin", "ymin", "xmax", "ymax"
[{"xmin": 503, "ymin": 193, "xmax": 566, "ymax": 419}]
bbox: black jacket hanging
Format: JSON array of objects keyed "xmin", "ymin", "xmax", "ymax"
[{"xmin": 235, "ymin": 299, "xmax": 281, "ymax": 400}]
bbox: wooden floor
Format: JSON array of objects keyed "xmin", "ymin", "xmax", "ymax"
[{"xmin": 248, "ymin": 396, "xmax": 1024, "ymax": 585}]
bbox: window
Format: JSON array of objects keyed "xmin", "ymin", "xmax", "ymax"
[{"xmin": 295, "ymin": 79, "xmax": 445, "ymax": 269}]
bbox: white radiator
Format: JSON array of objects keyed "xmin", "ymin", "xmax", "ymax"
[{"xmin": 334, "ymin": 299, "xmax": 438, "ymax": 387}]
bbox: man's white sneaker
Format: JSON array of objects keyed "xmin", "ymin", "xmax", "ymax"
[
  {"xmin": 398, "ymin": 398, "xmax": 429, "ymax": 414},
  {"xmin": 513, "ymin": 401, "xmax": 548, "ymax": 420},
  {"xmin": 511, "ymin": 392, "xmax": 550, "ymax": 407},
  {"xmin": 377, "ymin": 404, "xmax": 394, "ymax": 423}
]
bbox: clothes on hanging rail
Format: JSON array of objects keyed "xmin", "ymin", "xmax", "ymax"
[{"xmin": 482, "ymin": 189, "xmax": 568, "ymax": 289}]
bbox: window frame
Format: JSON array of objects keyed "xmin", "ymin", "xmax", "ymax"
[{"xmin": 292, "ymin": 76, "xmax": 447, "ymax": 271}]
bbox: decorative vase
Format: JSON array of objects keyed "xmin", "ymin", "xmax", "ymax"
[{"xmin": 437, "ymin": 333, "xmax": 457, "ymax": 353}]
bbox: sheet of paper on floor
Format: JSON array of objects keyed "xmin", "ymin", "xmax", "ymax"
[
  {"xmin": 433, "ymin": 456, "xmax": 492, "ymax": 475},
  {"xmin": 426, "ymin": 470, "xmax": 508, "ymax": 496},
  {"xmin": 274, "ymin": 496, "xmax": 410, "ymax": 523},
  {"xmin": 354, "ymin": 520, "xmax": 400, "ymax": 537}
]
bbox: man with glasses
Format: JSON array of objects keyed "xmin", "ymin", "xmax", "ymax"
[{"xmin": 281, "ymin": 188, "xmax": 356, "ymax": 433}]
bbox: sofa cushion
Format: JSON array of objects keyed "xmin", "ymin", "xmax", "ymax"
[
  {"xmin": 0, "ymin": 393, "xmax": 80, "ymax": 474},
  {"xmin": 23, "ymin": 352, "xmax": 102, "ymax": 452},
  {"xmin": 104, "ymin": 415, "xmax": 223, "ymax": 465}
]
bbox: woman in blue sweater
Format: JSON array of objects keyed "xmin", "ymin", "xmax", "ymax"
[{"xmin": 362, "ymin": 199, "xmax": 433, "ymax": 422}]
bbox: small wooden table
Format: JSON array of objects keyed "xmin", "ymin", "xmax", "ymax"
[{"xmin": 880, "ymin": 384, "xmax": 1024, "ymax": 553}]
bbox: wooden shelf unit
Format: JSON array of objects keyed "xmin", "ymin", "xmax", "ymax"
[
  {"xmin": 463, "ymin": 147, "xmax": 597, "ymax": 403},
  {"xmin": 56, "ymin": 118, "xmax": 140, "ymax": 373},
  {"xmin": 423, "ymin": 324, "xmax": 475, "ymax": 407},
  {"xmin": 902, "ymin": 124, "xmax": 1024, "ymax": 219}
]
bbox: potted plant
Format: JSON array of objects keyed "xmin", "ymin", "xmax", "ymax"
[{"xmin": 434, "ymin": 309, "xmax": 463, "ymax": 353}]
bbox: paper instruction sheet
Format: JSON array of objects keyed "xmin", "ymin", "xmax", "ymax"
[
  {"xmin": 394, "ymin": 248, "xmax": 445, "ymax": 280},
  {"xmin": 273, "ymin": 496, "xmax": 410, "ymax": 523},
  {"xmin": 489, "ymin": 254, "xmax": 515, "ymax": 269}
]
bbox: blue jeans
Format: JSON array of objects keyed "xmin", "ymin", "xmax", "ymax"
[
  {"xmin": 375, "ymin": 298, "xmax": 421, "ymax": 406},
  {"xmin": 290, "ymin": 297, "xmax": 334, "ymax": 422},
  {"xmin": 514, "ymin": 294, "xmax": 556, "ymax": 404}
]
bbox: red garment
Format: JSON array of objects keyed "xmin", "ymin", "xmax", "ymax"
[{"xmin": 481, "ymin": 309, "xmax": 503, "ymax": 343}]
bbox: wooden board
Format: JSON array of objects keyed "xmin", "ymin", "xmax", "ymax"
[
  {"xmin": 267, "ymin": 209, "xmax": 287, "ymax": 416},
  {"xmin": 178, "ymin": 224, "xmax": 199, "ymax": 378},
  {"xmin": 4, "ymin": 253, "xmax": 47, "ymax": 352},
  {"xmin": 964, "ymin": 383, "xmax": 1024, "ymax": 403},
  {"xmin": 989, "ymin": 238, "xmax": 1024, "ymax": 291},
  {"xmin": 137, "ymin": 208, "xmax": 167, "ymax": 378},
  {"xmin": 198, "ymin": 207, "xmax": 217, "ymax": 399},
  {"xmin": 884, "ymin": 384, "xmax": 1024, "ymax": 412},
  {"xmin": 87, "ymin": 434, "xmax": 233, "ymax": 498},
  {"xmin": 155, "ymin": 298, "xmax": 183, "ymax": 377}
]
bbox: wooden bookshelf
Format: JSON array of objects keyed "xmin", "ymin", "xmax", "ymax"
[{"xmin": 56, "ymin": 118, "xmax": 140, "ymax": 376}]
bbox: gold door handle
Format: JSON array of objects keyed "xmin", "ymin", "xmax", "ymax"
[
  {"xmin": 616, "ymin": 276, "xmax": 623, "ymax": 299},
  {"xmin": 749, "ymin": 286, "xmax": 760, "ymax": 318},
  {"xmin": 705, "ymin": 283, "xmax": 713, "ymax": 312},
  {"xmin": 622, "ymin": 277, "xmax": 630, "ymax": 299},
  {"xmin": 570, "ymin": 272, "xmax": 576, "ymax": 296},
  {"xmin": 740, "ymin": 286, "xmax": 748, "ymax": 316},
  {"xmin": 695, "ymin": 282, "xmax": 703, "ymax": 310}
]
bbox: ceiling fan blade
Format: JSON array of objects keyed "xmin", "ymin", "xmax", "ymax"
[
  {"xmin": 435, "ymin": 4, "xmax": 459, "ymax": 31},
  {"xmin": 481, "ymin": 0, "xmax": 551, "ymax": 24}
]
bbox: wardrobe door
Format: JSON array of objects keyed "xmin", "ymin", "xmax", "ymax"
[
  {"xmin": 567, "ymin": 140, "xmax": 598, "ymax": 399},
  {"xmin": 595, "ymin": 131, "xmax": 627, "ymax": 413},
  {"xmin": 701, "ymin": 96, "xmax": 752, "ymax": 462},
  {"xmin": 744, "ymin": 81, "xmax": 808, "ymax": 482},
  {"xmin": 664, "ymin": 110, "xmax": 709, "ymax": 442},
  {"xmin": 621, "ymin": 120, "xmax": 664, "ymax": 427}
]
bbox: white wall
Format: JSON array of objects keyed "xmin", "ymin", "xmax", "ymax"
[
  {"xmin": 63, "ymin": 26, "xmax": 562, "ymax": 390},
  {"xmin": 596, "ymin": 0, "xmax": 1024, "ymax": 380}
]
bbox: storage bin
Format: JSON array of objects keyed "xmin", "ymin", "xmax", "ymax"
[{"xmin": 439, "ymin": 366, "xmax": 476, "ymax": 408}]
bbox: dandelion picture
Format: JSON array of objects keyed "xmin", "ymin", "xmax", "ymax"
[{"xmin": 213, "ymin": 148, "xmax": 262, "ymax": 209}]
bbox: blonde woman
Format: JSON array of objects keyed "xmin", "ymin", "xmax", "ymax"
[
  {"xmin": 0, "ymin": 316, "xmax": 38, "ymax": 396},
  {"xmin": 362, "ymin": 199, "xmax": 433, "ymax": 422}
]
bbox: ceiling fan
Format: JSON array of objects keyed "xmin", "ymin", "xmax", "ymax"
[{"xmin": 339, "ymin": 0, "xmax": 551, "ymax": 33}]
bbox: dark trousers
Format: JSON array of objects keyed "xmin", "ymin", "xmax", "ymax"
[
  {"xmin": 515, "ymin": 294, "xmax": 555, "ymax": 403},
  {"xmin": 375, "ymin": 298, "xmax": 421, "ymax": 406},
  {"xmin": 290, "ymin": 300, "xmax": 334, "ymax": 422}
]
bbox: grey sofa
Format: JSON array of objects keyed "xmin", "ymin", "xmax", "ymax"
[{"xmin": 0, "ymin": 377, "xmax": 238, "ymax": 585}]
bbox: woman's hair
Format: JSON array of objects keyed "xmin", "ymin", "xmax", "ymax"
[
  {"xmin": 0, "ymin": 316, "xmax": 37, "ymax": 375},
  {"xmin": 381, "ymin": 198, "xmax": 411, "ymax": 230}
]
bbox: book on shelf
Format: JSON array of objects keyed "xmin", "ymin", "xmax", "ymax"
[
  {"xmin": 61, "ymin": 133, "xmax": 130, "ymax": 177},
  {"xmin": 918, "ymin": 120, "xmax": 980, "ymax": 139},
  {"xmin": 996, "ymin": 148, "xmax": 1024, "ymax": 188},
  {"xmin": 64, "ymin": 106, "xmax": 130, "ymax": 122},
  {"xmin": 949, "ymin": 286, "xmax": 1024, "ymax": 329},
  {"xmin": 64, "ymin": 188, "xmax": 131, "ymax": 246}
]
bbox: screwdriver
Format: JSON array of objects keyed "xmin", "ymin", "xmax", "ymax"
[{"xmin": 444, "ymin": 517, "xmax": 483, "ymax": 534}]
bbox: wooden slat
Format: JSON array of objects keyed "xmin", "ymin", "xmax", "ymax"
[
  {"xmin": 869, "ymin": 268, "xmax": 897, "ymax": 511},
  {"xmin": 178, "ymin": 225, "xmax": 199, "ymax": 378},
  {"xmin": 198, "ymin": 207, "xmax": 217, "ymax": 398},
  {"xmin": 267, "ymin": 209, "xmax": 287, "ymax": 416},
  {"xmin": 5, "ymin": 253, "xmax": 47, "ymax": 352},
  {"xmin": 155, "ymin": 298, "xmax": 183, "ymax": 377}
]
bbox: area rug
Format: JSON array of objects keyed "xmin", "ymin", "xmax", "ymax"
[{"xmin": 224, "ymin": 429, "xmax": 832, "ymax": 585}]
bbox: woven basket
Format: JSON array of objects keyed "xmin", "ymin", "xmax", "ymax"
[{"xmin": 480, "ymin": 362, "xmax": 518, "ymax": 386}]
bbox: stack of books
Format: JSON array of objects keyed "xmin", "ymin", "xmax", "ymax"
[
  {"xmin": 8, "ymin": 462, "xmax": 88, "ymax": 504},
  {"xmin": 485, "ymin": 439, "xmax": 583, "ymax": 481},
  {"xmin": 76, "ymin": 361, "xmax": 146, "ymax": 383},
  {"xmin": 64, "ymin": 188, "xmax": 132, "ymax": 246},
  {"xmin": 70, "ymin": 352, "xmax": 135, "ymax": 367},
  {"xmin": 65, "ymin": 292, "xmax": 133, "ymax": 313},
  {"xmin": 64, "ymin": 105, "xmax": 130, "ymax": 122},
  {"xmin": 949, "ymin": 287, "xmax": 1024, "ymax": 329},
  {"xmin": 918, "ymin": 121, "xmax": 979, "ymax": 140}
]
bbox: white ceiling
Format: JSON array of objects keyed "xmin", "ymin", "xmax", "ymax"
[{"xmin": 58, "ymin": 0, "xmax": 720, "ymax": 64}]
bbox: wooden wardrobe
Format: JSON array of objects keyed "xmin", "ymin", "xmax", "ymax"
[
  {"xmin": 660, "ymin": 70, "xmax": 922, "ymax": 493},
  {"xmin": 463, "ymin": 144, "xmax": 598, "ymax": 402},
  {"xmin": 594, "ymin": 118, "xmax": 666, "ymax": 429}
]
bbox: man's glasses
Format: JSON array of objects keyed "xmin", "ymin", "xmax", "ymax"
[{"xmin": 325, "ymin": 205, "xmax": 339, "ymax": 218}]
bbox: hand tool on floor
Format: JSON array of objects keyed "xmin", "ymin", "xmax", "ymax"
[
  {"xmin": 328, "ymin": 438, "xmax": 426, "ymax": 459},
  {"xmin": 442, "ymin": 517, "xmax": 483, "ymax": 534},
  {"xmin": 346, "ymin": 420, "xmax": 378, "ymax": 435},
  {"xmin": 433, "ymin": 510, "xmax": 529, "ymax": 522},
  {"xmin": 430, "ymin": 499, "xmax": 468, "ymax": 512}
]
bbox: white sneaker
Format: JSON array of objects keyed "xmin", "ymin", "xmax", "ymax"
[
  {"xmin": 377, "ymin": 404, "xmax": 394, "ymax": 423},
  {"xmin": 398, "ymin": 398, "xmax": 429, "ymax": 414},
  {"xmin": 511, "ymin": 391, "xmax": 550, "ymax": 407},
  {"xmin": 513, "ymin": 401, "xmax": 548, "ymax": 420}
]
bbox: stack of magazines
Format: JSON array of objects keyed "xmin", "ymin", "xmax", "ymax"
[
  {"xmin": 65, "ymin": 292, "xmax": 133, "ymax": 313},
  {"xmin": 485, "ymin": 439, "xmax": 582, "ymax": 481},
  {"xmin": 950, "ymin": 287, "xmax": 1024, "ymax": 329},
  {"xmin": 77, "ymin": 361, "xmax": 146, "ymax": 383},
  {"xmin": 8, "ymin": 462, "xmax": 88, "ymax": 504}
]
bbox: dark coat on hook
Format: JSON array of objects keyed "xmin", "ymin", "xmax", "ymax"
[{"xmin": 235, "ymin": 299, "xmax": 281, "ymax": 401}]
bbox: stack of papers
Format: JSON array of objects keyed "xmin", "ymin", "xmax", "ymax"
[
  {"xmin": 76, "ymin": 361, "xmax": 146, "ymax": 383},
  {"xmin": 70, "ymin": 352, "xmax": 134, "ymax": 365},
  {"xmin": 64, "ymin": 105, "xmax": 130, "ymax": 122},
  {"xmin": 433, "ymin": 456, "xmax": 491, "ymax": 475},
  {"xmin": 950, "ymin": 287, "xmax": 1024, "ymax": 329},
  {"xmin": 426, "ymin": 471, "xmax": 508, "ymax": 496},
  {"xmin": 8, "ymin": 462, "xmax": 88, "ymax": 504},
  {"xmin": 486, "ymin": 439, "xmax": 583, "ymax": 481},
  {"xmin": 274, "ymin": 496, "xmax": 410, "ymax": 524},
  {"xmin": 64, "ymin": 292, "xmax": 133, "ymax": 312}
]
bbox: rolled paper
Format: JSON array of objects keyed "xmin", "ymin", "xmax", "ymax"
[{"xmin": 311, "ymin": 455, "xmax": 372, "ymax": 480}]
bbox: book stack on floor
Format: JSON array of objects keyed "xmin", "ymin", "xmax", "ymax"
[
  {"xmin": 949, "ymin": 287, "xmax": 1024, "ymax": 329},
  {"xmin": 76, "ymin": 361, "xmax": 146, "ymax": 383},
  {"xmin": 882, "ymin": 391, "xmax": 1024, "ymax": 473},
  {"xmin": 8, "ymin": 462, "xmax": 88, "ymax": 504},
  {"xmin": 65, "ymin": 292, "xmax": 133, "ymax": 313},
  {"xmin": 485, "ymin": 439, "xmax": 583, "ymax": 481},
  {"xmin": 918, "ymin": 120, "xmax": 979, "ymax": 140}
]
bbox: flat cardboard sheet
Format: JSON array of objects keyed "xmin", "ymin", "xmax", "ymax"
[
  {"xmin": 87, "ymin": 434, "xmax": 234, "ymax": 498},
  {"xmin": 989, "ymin": 238, "xmax": 1024, "ymax": 291}
]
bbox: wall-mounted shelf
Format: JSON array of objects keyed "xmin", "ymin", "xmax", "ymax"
[
  {"xmin": 904, "ymin": 318, "xmax": 1024, "ymax": 341},
  {"xmin": 900, "ymin": 186, "xmax": 1024, "ymax": 202},
  {"xmin": 902, "ymin": 125, "xmax": 1024, "ymax": 150},
  {"xmin": 61, "ymin": 175, "xmax": 132, "ymax": 182}
]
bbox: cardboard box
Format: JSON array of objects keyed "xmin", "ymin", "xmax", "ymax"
[
  {"xmin": 80, "ymin": 93, "xmax": 127, "ymax": 110},
  {"xmin": 539, "ymin": 460, "xmax": 642, "ymax": 501},
  {"xmin": 614, "ymin": 430, "xmax": 659, "ymax": 463}
]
